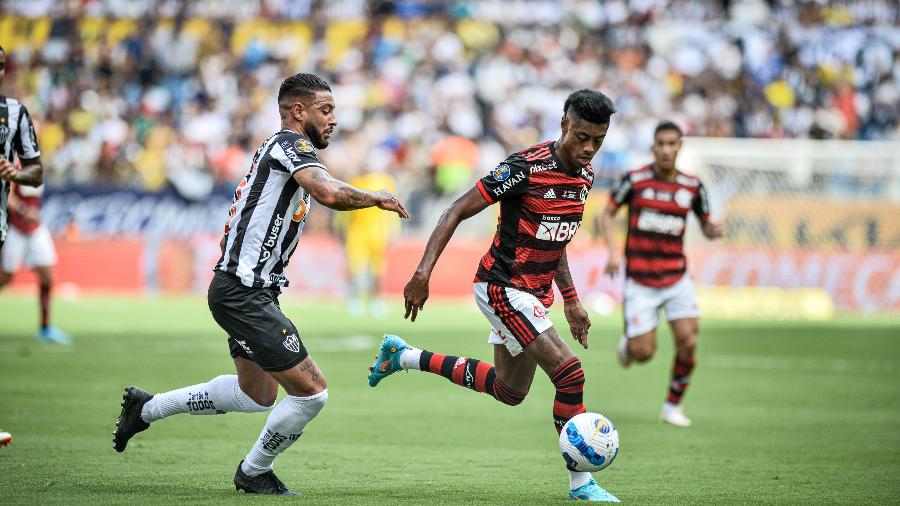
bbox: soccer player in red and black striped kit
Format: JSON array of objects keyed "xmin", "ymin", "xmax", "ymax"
[
  {"xmin": 599, "ymin": 121, "xmax": 724, "ymax": 427},
  {"xmin": 368, "ymin": 90, "xmax": 620, "ymax": 502}
]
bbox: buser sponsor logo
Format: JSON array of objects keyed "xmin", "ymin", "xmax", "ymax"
[
  {"xmin": 637, "ymin": 210, "xmax": 685, "ymax": 235},
  {"xmin": 536, "ymin": 220, "xmax": 581, "ymax": 242},
  {"xmin": 260, "ymin": 215, "xmax": 284, "ymax": 261},
  {"xmin": 491, "ymin": 172, "xmax": 526, "ymax": 196}
]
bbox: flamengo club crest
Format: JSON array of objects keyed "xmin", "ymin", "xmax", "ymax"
[{"xmin": 283, "ymin": 333, "xmax": 301, "ymax": 353}]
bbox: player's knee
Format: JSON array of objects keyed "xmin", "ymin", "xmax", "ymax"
[
  {"xmin": 675, "ymin": 335, "xmax": 697, "ymax": 359},
  {"xmin": 630, "ymin": 342, "xmax": 656, "ymax": 362},
  {"xmin": 492, "ymin": 377, "xmax": 528, "ymax": 406},
  {"xmin": 250, "ymin": 392, "xmax": 277, "ymax": 409}
]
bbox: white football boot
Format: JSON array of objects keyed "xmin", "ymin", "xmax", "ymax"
[
  {"xmin": 661, "ymin": 402, "xmax": 692, "ymax": 427},
  {"xmin": 615, "ymin": 335, "xmax": 632, "ymax": 368}
]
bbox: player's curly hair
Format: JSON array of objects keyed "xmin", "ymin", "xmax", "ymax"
[
  {"xmin": 563, "ymin": 89, "xmax": 616, "ymax": 125},
  {"xmin": 654, "ymin": 120, "xmax": 683, "ymax": 138},
  {"xmin": 278, "ymin": 73, "xmax": 331, "ymax": 104}
]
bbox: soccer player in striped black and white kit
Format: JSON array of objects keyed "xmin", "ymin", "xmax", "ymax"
[
  {"xmin": 114, "ymin": 73, "xmax": 409, "ymax": 495},
  {"xmin": 0, "ymin": 43, "xmax": 45, "ymax": 450},
  {"xmin": 368, "ymin": 90, "xmax": 621, "ymax": 502},
  {"xmin": 0, "ymin": 45, "xmax": 44, "ymax": 251},
  {"xmin": 599, "ymin": 121, "xmax": 724, "ymax": 427}
]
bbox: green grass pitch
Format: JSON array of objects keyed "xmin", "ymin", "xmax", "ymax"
[{"xmin": 1, "ymin": 293, "xmax": 898, "ymax": 504}]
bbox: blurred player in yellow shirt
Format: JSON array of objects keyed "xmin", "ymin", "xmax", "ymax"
[{"xmin": 338, "ymin": 150, "xmax": 400, "ymax": 318}]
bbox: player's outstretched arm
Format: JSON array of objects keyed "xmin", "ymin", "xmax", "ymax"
[
  {"xmin": 555, "ymin": 250, "xmax": 590, "ymax": 349},
  {"xmin": 599, "ymin": 202, "xmax": 621, "ymax": 278},
  {"xmin": 404, "ymin": 186, "xmax": 490, "ymax": 322},
  {"xmin": 0, "ymin": 157, "xmax": 43, "ymax": 187},
  {"xmin": 293, "ymin": 166, "xmax": 409, "ymax": 218}
]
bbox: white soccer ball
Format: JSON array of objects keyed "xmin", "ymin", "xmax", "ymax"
[{"xmin": 559, "ymin": 412, "xmax": 619, "ymax": 472}]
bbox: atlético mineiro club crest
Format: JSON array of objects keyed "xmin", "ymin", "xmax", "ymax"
[{"xmin": 283, "ymin": 333, "xmax": 301, "ymax": 353}]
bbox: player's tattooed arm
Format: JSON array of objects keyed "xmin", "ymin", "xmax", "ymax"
[
  {"xmin": 294, "ymin": 166, "xmax": 409, "ymax": 217},
  {"xmin": 0, "ymin": 157, "xmax": 43, "ymax": 187},
  {"xmin": 556, "ymin": 250, "xmax": 591, "ymax": 349},
  {"xmin": 404, "ymin": 186, "xmax": 491, "ymax": 321}
]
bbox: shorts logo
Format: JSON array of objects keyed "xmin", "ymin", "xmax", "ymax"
[
  {"xmin": 533, "ymin": 306, "xmax": 546, "ymax": 318},
  {"xmin": 235, "ymin": 339, "xmax": 252, "ymax": 355},
  {"xmin": 294, "ymin": 138, "xmax": 314, "ymax": 153},
  {"xmin": 283, "ymin": 333, "xmax": 301, "ymax": 353},
  {"xmin": 492, "ymin": 164, "xmax": 511, "ymax": 181}
]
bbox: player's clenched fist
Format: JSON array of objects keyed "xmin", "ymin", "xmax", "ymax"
[
  {"xmin": 403, "ymin": 271, "xmax": 429, "ymax": 322},
  {"xmin": 0, "ymin": 158, "xmax": 17, "ymax": 180},
  {"xmin": 604, "ymin": 249, "xmax": 622, "ymax": 279},
  {"xmin": 375, "ymin": 189, "xmax": 410, "ymax": 219}
]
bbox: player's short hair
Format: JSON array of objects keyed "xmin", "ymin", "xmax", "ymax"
[
  {"xmin": 277, "ymin": 73, "xmax": 331, "ymax": 104},
  {"xmin": 563, "ymin": 89, "xmax": 616, "ymax": 125},
  {"xmin": 654, "ymin": 121, "xmax": 683, "ymax": 138}
]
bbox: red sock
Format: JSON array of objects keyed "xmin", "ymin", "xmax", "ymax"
[
  {"xmin": 550, "ymin": 357, "xmax": 586, "ymax": 434},
  {"xmin": 39, "ymin": 282, "xmax": 51, "ymax": 329},
  {"xmin": 667, "ymin": 356, "xmax": 696, "ymax": 404},
  {"xmin": 418, "ymin": 350, "xmax": 526, "ymax": 406}
]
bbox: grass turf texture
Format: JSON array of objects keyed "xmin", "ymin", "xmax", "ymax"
[{"xmin": 1, "ymin": 294, "xmax": 898, "ymax": 505}]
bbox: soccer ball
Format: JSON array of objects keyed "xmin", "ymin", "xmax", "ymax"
[{"xmin": 559, "ymin": 412, "xmax": 619, "ymax": 472}]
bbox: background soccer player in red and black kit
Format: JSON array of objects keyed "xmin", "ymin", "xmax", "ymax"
[
  {"xmin": 599, "ymin": 121, "xmax": 724, "ymax": 427},
  {"xmin": 367, "ymin": 90, "xmax": 621, "ymax": 502},
  {"xmin": 0, "ymin": 182, "xmax": 71, "ymax": 344}
]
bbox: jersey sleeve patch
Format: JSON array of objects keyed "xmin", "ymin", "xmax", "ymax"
[
  {"xmin": 15, "ymin": 105, "xmax": 41, "ymax": 160},
  {"xmin": 692, "ymin": 181, "xmax": 711, "ymax": 222},
  {"xmin": 273, "ymin": 134, "xmax": 323, "ymax": 173},
  {"xmin": 609, "ymin": 172, "xmax": 633, "ymax": 209},
  {"xmin": 476, "ymin": 156, "xmax": 529, "ymax": 202}
]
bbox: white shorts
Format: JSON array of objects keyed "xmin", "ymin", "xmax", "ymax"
[
  {"xmin": 473, "ymin": 282, "xmax": 554, "ymax": 357},
  {"xmin": 623, "ymin": 276, "xmax": 700, "ymax": 338},
  {"xmin": 1, "ymin": 225, "xmax": 57, "ymax": 273}
]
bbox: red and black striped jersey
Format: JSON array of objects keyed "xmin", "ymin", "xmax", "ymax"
[
  {"xmin": 474, "ymin": 140, "xmax": 593, "ymax": 307},
  {"xmin": 609, "ymin": 164, "xmax": 710, "ymax": 288}
]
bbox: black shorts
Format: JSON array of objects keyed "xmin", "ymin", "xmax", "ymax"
[{"xmin": 207, "ymin": 270, "xmax": 308, "ymax": 372}]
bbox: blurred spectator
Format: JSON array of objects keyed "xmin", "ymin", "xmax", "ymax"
[{"xmin": 0, "ymin": 0, "xmax": 895, "ymax": 220}]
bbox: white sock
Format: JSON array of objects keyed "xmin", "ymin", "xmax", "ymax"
[
  {"xmin": 140, "ymin": 375, "xmax": 271, "ymax": 423},
  {"xmin": 242, "ymin": 389, "xmax": 328, "ymax": 477},
  {"xmin": 399, "ymin": 347, "xmax": 422, "ymax": 370},
  {"xmin": 569, "ymin": 469, "xmax": 593, "ymax": 489}
]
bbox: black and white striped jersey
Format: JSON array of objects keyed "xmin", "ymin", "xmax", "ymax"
[
  {"xmin": 0, "ymin": 96, "xmax": 41, "ymax": 242},
  {"xmin": 214, "ymin": 129, "xmax": 324, "ymax": 288}
]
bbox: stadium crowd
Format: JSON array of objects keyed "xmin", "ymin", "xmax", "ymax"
[{"xmin": 1, "ymin": 0, "xmax": 897, "ymax": 211}]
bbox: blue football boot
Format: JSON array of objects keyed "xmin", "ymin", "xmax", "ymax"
[
  {"xmin": 570, "ymin": 479, "xmax": 620, "ymax": 502},
  {"xmin": 38, "ymin": 325, "xmax": 72, "ymax": 345},
  {"xmin": 368, "ymin": 334, "xmax": 409, "ymax": 387}
]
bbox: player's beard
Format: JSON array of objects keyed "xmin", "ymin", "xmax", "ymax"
[{"xmin": 306, "ymin": 126, "xmax": 329, "ymax": 149}]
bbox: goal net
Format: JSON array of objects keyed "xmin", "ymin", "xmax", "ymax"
[{"xmin": 676, "ymin": 137, "xmax": 900, "ymax": 315}]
